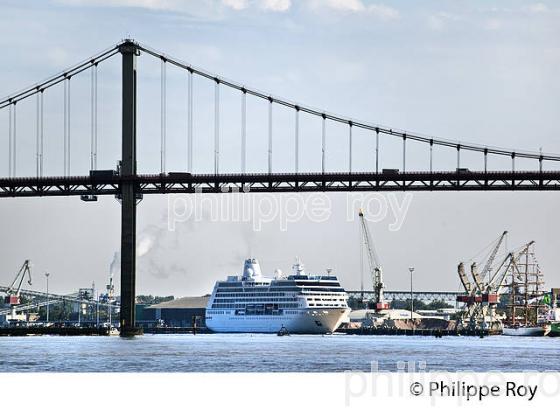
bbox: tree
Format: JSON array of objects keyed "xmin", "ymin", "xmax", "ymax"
[{"xmin": 136, "ymin": 295, "xmax": 174, "ymax": 305}]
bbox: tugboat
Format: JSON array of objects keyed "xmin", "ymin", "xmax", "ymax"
[{"xmin": 277, "ymin": 325, "xmax": 290, "ymax": 337}]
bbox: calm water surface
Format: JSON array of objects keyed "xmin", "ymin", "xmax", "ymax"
[{"xmin": 0, "ymin": 334, "xmax": 558, "ymax": 372}]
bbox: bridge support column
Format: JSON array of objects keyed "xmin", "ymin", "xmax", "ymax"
[{"xmin": 119, "ymin": 40, "xmax": 141, "ymax": 337}]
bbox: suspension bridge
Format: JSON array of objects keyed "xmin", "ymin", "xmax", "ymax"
[{"xmin": 1, "ymin": 39, "xmax": 559, "ymax": 335}]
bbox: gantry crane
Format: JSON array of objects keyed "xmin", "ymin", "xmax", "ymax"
[{"xmin": 358, "ymin": 209, "xmax": 388, "ymax": 310}]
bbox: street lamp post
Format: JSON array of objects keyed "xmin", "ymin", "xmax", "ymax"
[
  {"xmin": 409, "ymin": 267, "xmax": 415, "ymax": 324},
  {"xmin": 45, "ymin": 272, "xmax": 50, "ymax": 324},
  {"xmin": 96, "ymin": 291, "xmax": 100, "ymax": 328}
]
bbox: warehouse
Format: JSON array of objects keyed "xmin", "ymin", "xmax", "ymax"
[{"xmin": 143, "ymin": 296, "xmax": 209, "ymax": 328}]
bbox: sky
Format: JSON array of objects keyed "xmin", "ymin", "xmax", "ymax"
[{"xmin": 0, "ymin": 0, "xmax": 559, "ymax": 297}]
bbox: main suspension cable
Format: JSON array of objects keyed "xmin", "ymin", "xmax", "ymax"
[
  {"xmin": 136, "ymin": 41, "xmax": 559, "ymax": 162},
  {"xmin": 0, "ymin": 45, "xmax": 120, "ymax": 109}
]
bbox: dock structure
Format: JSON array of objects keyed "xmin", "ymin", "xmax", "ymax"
[
  {"xmin": 0, "ymin": 326, "xmax": 115, "ymax": 337},
  {"xmin": 339, "ymin": 327, "xmax": 497, "ymax": 337}
]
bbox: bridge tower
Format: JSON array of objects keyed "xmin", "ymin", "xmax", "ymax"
[{"xmin": 119, "ymin": 40, "xmax": 141, "ymax": 336}]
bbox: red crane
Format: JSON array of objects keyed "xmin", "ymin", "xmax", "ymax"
[{"xmin": 4, "ymin": 260, "xmax": 33, "ymax": 306}]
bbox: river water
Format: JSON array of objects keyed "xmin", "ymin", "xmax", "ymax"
[{"xmin": 0, "ymin": 334, "xmax": 558, "ymax": 372}]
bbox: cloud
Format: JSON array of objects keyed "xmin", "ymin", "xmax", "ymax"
[
  {"xmin": 309, "ymin": 0, "xmax": 399, "ymax": 20},
  {"xmin": 222, "ymin": 0, "xmax": 249, "ymax": 11},
  {"xmin": 526, "ymin": 3, "xmax": 549, "ymax": 13},
  {"xmin": 57, "ymin": 0, "xmax": 181, "ymax": 10},
  {"xmin": 71, "ymin": 0, "xmax": 292, "ymax": 14},
  {"xmin": 484, "ymin": 18, "xmax": 503, "ymax": 31},
  {"xmin": 367, "ymin": 4, "xmax": 399, "ymax": 20},
  {"xmin": 259, "ymin": 0, "xmax": 291, "ymax": 12},
  {"xmin": 427, "ymin": 12, "xmax": 463, "ymax": 31},
  {"xmin": 46, "ymin": 46, "xmax": 72, "ymax": 67},
  {"xmin": 222, "ymin": 0, "xmax": 291, "ymax": 12},
  {"xmin": 57, "ymin": 0, "xmax": 237, "ymax": 18},
  {"xmin": 325, "ymin": 0, "xmax": 364, "ymax": 12}
]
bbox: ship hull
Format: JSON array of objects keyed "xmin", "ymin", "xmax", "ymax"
[
  {"xmin": 206, "ymin": 308, "xmax": 350, "ymax": 334},
  {"xmin": 502, "ymin": 326, "xmax": 546, "ymax": 337}
]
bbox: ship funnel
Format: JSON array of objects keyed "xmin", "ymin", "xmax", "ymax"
[{"xmin": 242, "ymin": 258, "xmax": 262, "ymax": 279}]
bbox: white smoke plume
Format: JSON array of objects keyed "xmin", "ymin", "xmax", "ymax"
[
  {"xmin": 109, "ymin": 252, "xmax": 120, "ymax": 277},
  {"xmin": 137, "ymin": 233, "xmax": 155, "ymax": 257}
]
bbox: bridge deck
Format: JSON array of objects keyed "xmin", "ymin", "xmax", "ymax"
[{"xmin": 0, "ymin": 170, "xmax": 559, "ymax": 197}]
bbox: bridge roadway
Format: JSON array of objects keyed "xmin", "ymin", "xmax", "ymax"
[
  {"xmin": 347, "ymin": 290, "xmax": 462, "ymax": 303},
  {"xmin": 1, "ymin": 170, "xmax": 560, "ymax": 197}
]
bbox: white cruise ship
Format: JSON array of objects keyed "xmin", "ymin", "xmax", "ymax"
[{"xmin": 205, "ymin": 258, "xmax": 350, "ymax": 334}]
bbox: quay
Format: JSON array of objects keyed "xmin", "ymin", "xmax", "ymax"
[
  {"xmin": 339, "ymin": 327, "xmax": 498, "ymax": 337},
  {"xmin": 143, "ymin": 327, "xmax": 210, "ymax": 335},
  {"xmin": 0, "ymin": 326, "xmax": 115, "ymax": 336},
  {"xmin": 0, "ymin": 326, "xmax": 211, "ymax": 336}
]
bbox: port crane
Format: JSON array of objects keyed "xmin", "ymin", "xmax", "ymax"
[
  {"xmin": 2, "ymin": 260, "xmax": 33, "ymax": 321},
  {"xmin": 474, "ymin": 242, "xmax": 534, "ymax": 328},
  {"xmin": 457, "ymin": 233, "xmax": 538, "ymax": 332},
  {"xmin": 358, "ymin": 209, "xmax": 388, "ymax": 310},
  {"xmin": 470, "ymin": 231, "xmax": 508, "ymax": 290},
  {"xmin": 4, "ymin": 260, "xmax": 33, "ymax": 306},
  {"xmin": 457, "ymin": 231, "xmax": 508, "ymax": 330},
  {"xmin": 486, "ymin": 241, "xmax": 534, "ymax": 294}
]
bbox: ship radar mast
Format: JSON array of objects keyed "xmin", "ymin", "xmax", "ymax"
[{"xmin": 292, "ymin": 257, "xmax": 306, "ymax": 276}]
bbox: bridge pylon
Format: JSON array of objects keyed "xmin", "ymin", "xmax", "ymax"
[{"xmin": 119, "ymin": 40, "xmax": 142, "ymax": 336}]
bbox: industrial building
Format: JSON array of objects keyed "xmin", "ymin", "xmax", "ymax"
[{"xmin": 142, "ymin": 296, "xmax": 209, "ymax": 328}]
